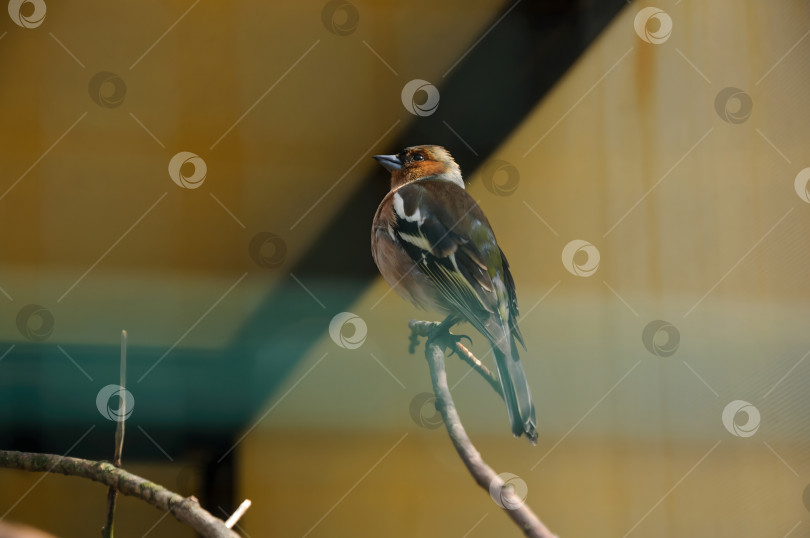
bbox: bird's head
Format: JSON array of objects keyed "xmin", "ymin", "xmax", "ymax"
[{"xmin": 373, "ymin": 145, "xmax": 464, "ymax": 191}]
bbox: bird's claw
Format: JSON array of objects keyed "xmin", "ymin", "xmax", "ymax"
[
  {"xmin": 409, "ymin": 320, "xmax": 468, "ymax": 355},
  {"xmin": 444, "ymin": 333, "xmax": 473, "ymax": 356},
  {"xmin": 426, "ymin": 323, "xmax": 472, "ymax": 356}
]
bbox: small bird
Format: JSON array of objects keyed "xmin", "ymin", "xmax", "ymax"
[{"xmin": 371, "ymin": 145, "xmax": 537, "ymax": 443}]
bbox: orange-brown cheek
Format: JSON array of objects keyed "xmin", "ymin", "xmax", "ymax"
[{"xmin": 410, "ymin": 161, "xmax": 447, "ymax": 179}]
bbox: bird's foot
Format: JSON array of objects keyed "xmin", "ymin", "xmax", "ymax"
[
  {"xmin": 426, "ymin": 322, "xmax": 472, "ymax": 356},
  {"xmin": 408, "ymin": 317, "xmax": 467, "ymax": 355},
  {"xmin": 443, "ymin": 332, "xmax": 474, "ymax": 357}
]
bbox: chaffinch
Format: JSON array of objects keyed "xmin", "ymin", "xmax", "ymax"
[{"xmin": 371, "ymin": 145, "xmax": 537, "ymax": 444}]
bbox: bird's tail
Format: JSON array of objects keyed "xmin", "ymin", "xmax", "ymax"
[{"xmin": 492, "ymin": 335, "xmax": 537, "ymax": 444}]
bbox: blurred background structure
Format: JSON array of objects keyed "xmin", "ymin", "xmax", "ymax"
[{"xmin": 1, "ymin": 0, "xmax": 810, "ymax": 536}]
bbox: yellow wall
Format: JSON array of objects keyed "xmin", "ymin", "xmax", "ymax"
[
  {"xmin": 2, "ymin": 0, "xmax": 809, "ymax": 537},
  {"xmin": 237, "ymin": 2, "xmax": 810, "ymax": 537},
  {"xmin": 239, "ymin": 432, "xmax": 802, "ymax": 536}
]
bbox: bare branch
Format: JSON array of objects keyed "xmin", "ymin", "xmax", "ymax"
[
  {"xmin": 417, "ymin": 322, "xmax": 556, "ymax": 538},
  {"xmin": 0, "ymin": 451, "xmax": 239, "ymax": 538}
]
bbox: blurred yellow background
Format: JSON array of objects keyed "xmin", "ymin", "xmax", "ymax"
[{"xmin": 1, "ymin": 0, "xmax": 809, "ymax": 537}]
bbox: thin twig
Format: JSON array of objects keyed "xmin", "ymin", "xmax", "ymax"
[
  {"xmin": 115, "ymin": 330, "xmax": 127, "ymax": 468},
  {"xmin": 416, "ymin": 322, "xmax": 556, "ymax": 538},
  {"xmin": 224, "ymin": 499, "xmax": 252, "ymax": 528},
  {"xmin": 102, "ymin": 330, "xmax": 128, "ymax": 538},
  {"xmin": 451, "ymin": 341, "xmax": 503, "ymax": 398},
  {"xmin": 409, "ymin": 320, "xmax": 503, "ymax": 398},
  {"xmin": 101, "ymin": 476, "xmax": 118, "ymax": 538},
  {"xmin": 0, "ymin": 451, "xmax": 239, "ymax": 538}
]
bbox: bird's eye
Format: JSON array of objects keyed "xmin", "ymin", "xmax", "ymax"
[{"xmin": 412, "ymin": 154, "xmax": 425, "ymax": 161}]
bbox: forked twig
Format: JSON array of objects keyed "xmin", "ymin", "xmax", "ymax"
[{"xmin": 409, "ymin": 320, "xmax": 556, "ymax": 538}]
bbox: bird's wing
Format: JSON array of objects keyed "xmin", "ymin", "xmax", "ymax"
[
  {"xmin": 498, "ymin": 246, "xmax": 525, "ymax": 348},
  {"xmin": 390, "ymin": 180, "xmax": 517, "ymax": 341}
]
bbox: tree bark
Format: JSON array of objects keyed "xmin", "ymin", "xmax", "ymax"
[{"xmin": 0, "ymin": 451, "xmax": 240, "ymax": 538}]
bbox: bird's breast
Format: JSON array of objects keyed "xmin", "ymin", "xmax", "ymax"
[{"xmin": 371, "ymin": 202, "xmax": 447, "ymax": 313}]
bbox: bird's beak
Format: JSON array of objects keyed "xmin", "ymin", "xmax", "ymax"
[{"xmin": 373, "ymin": 154, "xmax": 402, "ymax": 172}]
